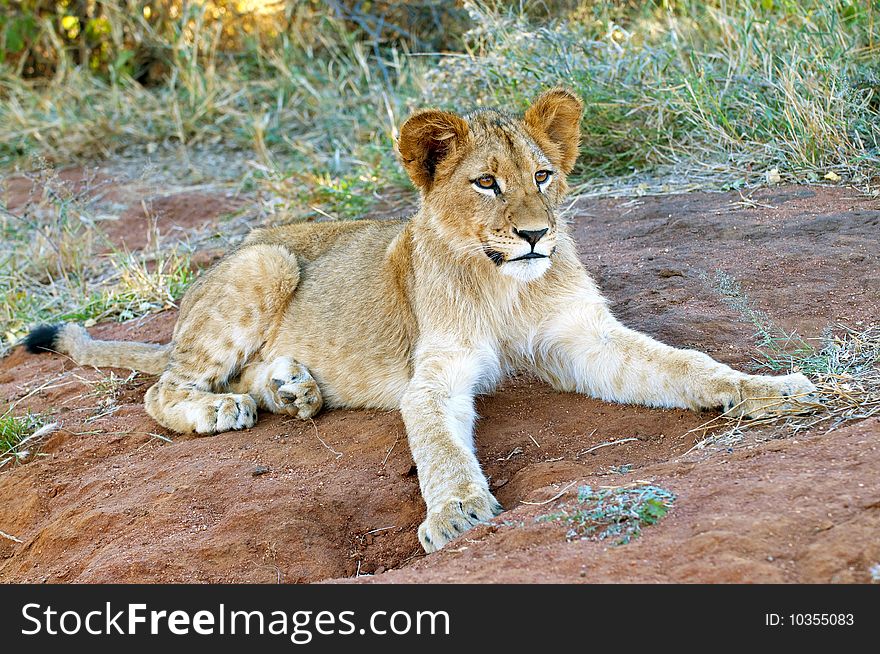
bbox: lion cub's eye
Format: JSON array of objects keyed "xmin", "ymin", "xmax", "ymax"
[
  {"xmin": 472, "ymin": 174, "xmax": 500, "ymax": 196},
  {"xmin": 535, "ymin": 170, "xmax": 553, "ymax": 187}
]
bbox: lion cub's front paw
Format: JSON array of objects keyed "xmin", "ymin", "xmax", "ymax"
[
  {"xmin": 207, "ymin": 393, "xmax": 258, "ymax": 433},
  {"xmin": 418, "ymin": 487, "xmax": 503, "ymax": 553},
  {"xmin": 721, "ymin": 372, "xmax": 817, "ymax": 419}
]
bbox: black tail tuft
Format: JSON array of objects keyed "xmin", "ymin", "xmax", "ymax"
[{"xmin": 24, "ymin": 324, "xmax": 62, "ymax": 354}]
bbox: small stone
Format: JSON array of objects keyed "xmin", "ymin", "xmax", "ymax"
[{"xmin": 252, "ymin": 465, "xmax": 270, "ymax": 477}]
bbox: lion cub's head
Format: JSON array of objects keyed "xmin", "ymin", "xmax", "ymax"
[{"xmin": 398, "ymin": 88, "xmax": 583, "ymax": 282}]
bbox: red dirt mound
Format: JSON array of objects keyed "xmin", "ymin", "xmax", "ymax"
[{"xmin": 1, "ymin": 184, "xmax": 878, "ymax": 583}]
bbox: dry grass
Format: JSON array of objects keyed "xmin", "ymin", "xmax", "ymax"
[
  {"xmin": 69, "ymin": 369, "xmax": 140, "ymax": 424},
  {"xmin": 693, "ymin": 269, "xmax": 880, "ymax": 450},
  {"xmin": 0, "ymin": 167, "xmax": 198, "ymax": 355},
  {"xmin": 687, "ymin": 311, "xmax": 880, "ymax": 452}
]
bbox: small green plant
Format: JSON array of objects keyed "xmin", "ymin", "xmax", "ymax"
[
  {"xmin": 540, "ymin": 484, "xmax": 676, "ymax": 545},
  {"xmin": 0, "ymin": 408, "xmax": 47, "ymax": 468},
  {"xmin": 701, "ymin": 270, "xmax": 816, "ymax": 370}
]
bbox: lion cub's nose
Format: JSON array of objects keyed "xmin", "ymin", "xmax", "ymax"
[{"xmin": 513, "ymin": 228, "xmax": 548, "ymax": 248}]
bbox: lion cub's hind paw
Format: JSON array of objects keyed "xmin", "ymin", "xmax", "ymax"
[{"xmin": 271, "ymin": 370, "xmax": 323, "ymax": 420}]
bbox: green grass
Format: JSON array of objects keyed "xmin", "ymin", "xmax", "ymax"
[
  {"xmin": 0, "ymin": 246, "xmax": 196, "ymax": 356},
  {"xmin": 62, "ymin": 249, "xmax": 196, "ymax": 324},
  {"xmin": 427, "ymin": 1, "xmax": 879, "ymax": 188},
  {"xmin": 2, "ymin": 2, "xmax": 877, "ymax": 190},
  {"xmin": 0, "ymin": 408, "xmax": 46, "ymax": 468},
  {"xmin": 0, "ymin": 4, "xmax": 425, "ymax": 210},
  {"xmin": 540, "ymin": 484, "xmax": 676, "ymax": 545}
]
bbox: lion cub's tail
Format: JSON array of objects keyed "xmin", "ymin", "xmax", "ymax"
[{"xmin": 24, "ymin": 324, "xmax": 171, "ymax": 375}]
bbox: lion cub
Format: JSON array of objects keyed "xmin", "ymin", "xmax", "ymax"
[{"xmin": 26, "ymin": 89, "xmax": 815, "ymax": 552}]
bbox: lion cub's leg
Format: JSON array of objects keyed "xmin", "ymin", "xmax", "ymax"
[
  {"xmin": 401, "ymin": 343, "xmax": 503, "ymax": 553},
  {"xmin": 145, "ymin": 382, "xmax": 257, "ymax": 434},
  {"xmin": 230, "ymin": 356, "xmax": 323, "ymax": 419},
  {"xmin": 145, "ymin": 243, "xmax": 301, "ymax": 434},
  {"xmin": 535, "ymin": 296, "xmax": 816, "ymax": 417}
]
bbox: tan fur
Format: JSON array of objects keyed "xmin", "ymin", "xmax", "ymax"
[
  {"xmin": 50, "ymin": 324, "xmax": 170, "ymax": 375},
  {"xmin": 34, "ymin": 89, "xmax": 816, "ymax": 552}
]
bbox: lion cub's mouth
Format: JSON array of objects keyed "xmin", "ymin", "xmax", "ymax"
[
  {"xmin": 483, "ymin": 245, "xmax": 554, "ymax": 266},
  {"xmin": 507, "ymin": 252, "xmax": 548, "ymax": 263}
]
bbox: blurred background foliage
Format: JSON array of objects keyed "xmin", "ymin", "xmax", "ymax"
[
  {"xmin": 1, "ymin": 1, "xmax": 472, "ymax": 80},
  {"xmin": 0, "ymin": 1, "xmax": 877, "ymax": 190}
]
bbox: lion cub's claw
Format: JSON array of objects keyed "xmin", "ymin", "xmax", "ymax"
[
  {"xmin": 418, "ymin": 488, "xmax": 503, "ymax": 553},
  {"xmin": 722, "ymin": 372, "xmax": 817, "ymax": 419}
]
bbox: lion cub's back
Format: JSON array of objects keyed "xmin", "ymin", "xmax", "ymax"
[{"xmin": 244, "ymin": 219, "xmax": 404, "ymax": 262}]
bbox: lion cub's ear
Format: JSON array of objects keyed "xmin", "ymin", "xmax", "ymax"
[
  {"xmin": 523, "ymin": 88, "xmax": 584, "ymax": 175},
  {"xmin": 398, "ymin": 109, "xmax": 470, "ymax": 190}
]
